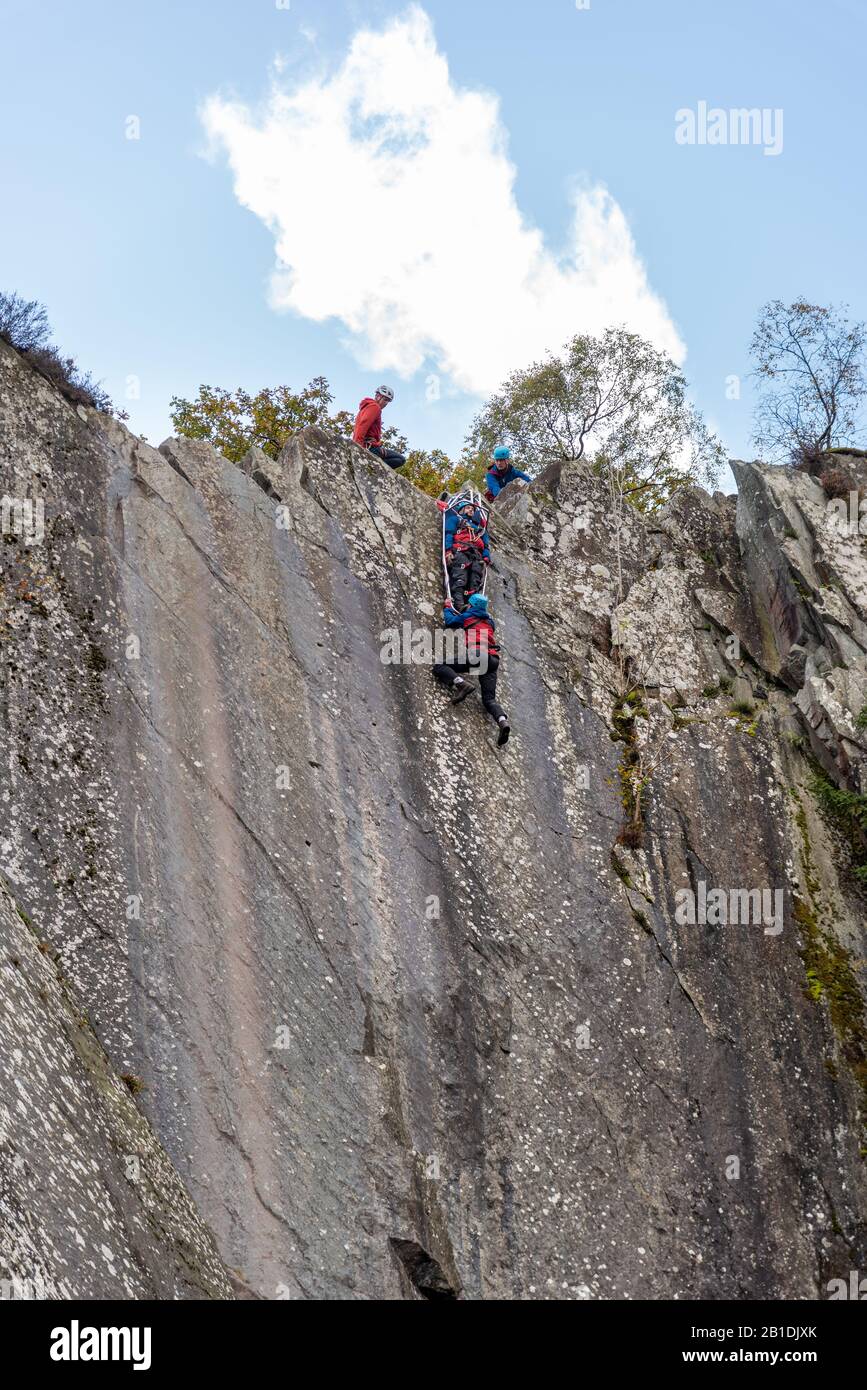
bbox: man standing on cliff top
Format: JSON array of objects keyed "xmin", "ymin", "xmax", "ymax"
[{"xmin": 352, "ymin": 386, "xmax": 406, "ymax": 470}]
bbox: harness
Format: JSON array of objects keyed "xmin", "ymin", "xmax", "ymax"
[{"xmin": 453, "ymin": 525, "xmax": 485, "ymax": 551}]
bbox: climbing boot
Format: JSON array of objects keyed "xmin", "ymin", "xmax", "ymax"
[
  {"xmin": 451, "ymin": 677, "xmax": 477, "ymax": 704},
  {"xmin": 497, "ymin": 717, "xmax": 511, "ymax": 747}
]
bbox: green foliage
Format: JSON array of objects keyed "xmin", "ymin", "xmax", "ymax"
[
  {"xmin": 809, "ymin": 772, "xmax": 867, "ymax": 833},
  {"xmin": 398, "ymin": 448, "xmax": 491, "ymax": 500},
  {"xmin": 399, "ymin": 447, "xmax": 450, "ymax": 495},
  {"xmin": 808, "ymin": 771, "xmax": 867, "ymax": 883},
  {"xmin": 169, "ymin": 377, "xmax": 379, "ymax": 463},
  {"xmin": 855, "ymin": 704, "xmax": 867, "ymax": 730},
  {"xmin": 794, "ymin": 897, "xmax": 867, "ymax": 1100},
  {"xmin": 449, "ymin": 450, "xmax": 491, "ymax": 494},
  {"xmin": 465, "ymin": 326, "xmax": 723, "ymax": 510},
  {"xmin": 726, "ymin": 700, "xmax": 759, "ymax": 737},
  {"xmin": 170, "ymin": 376, "xmax": 480, "ymax": 497},
  {"xmin": 790, "ymin": 792, "xmax": 867, "ymax": 1132},
  {"xmin": 591, "ymin": 453, "xmax": 692, "ymax": 515},
  {"xmin": 729, "ymin": 700, "xmax": 756, "ymax": 717},
  {"xmin": 609, "ymin": 850, "xmax": 634, "ymax": 889},
  {"xmin": 610, "ymin": 691, "xmax": 651, "ymax": 848}
]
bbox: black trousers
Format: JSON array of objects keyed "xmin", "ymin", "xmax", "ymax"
[
  {"xmin": 370, "ymin": 445, "xmax": 406, "ymax": 470},
  {"xmin": 447, "ymin": 548, "xmax": 485, "ymax": 609},
  {"xmin": 433, "ymin": 654, "xmax": 506, "ymax": 724}
]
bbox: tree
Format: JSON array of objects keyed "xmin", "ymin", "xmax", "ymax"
[
  {"xmin": 400, "ymin": 448, "xmax": 488, "ymax": 499},
  {"xmin": 465, "ymin": 327, "xmax": 723, "ymax": 509},
  {"xmin": 400, "ymin": 448, "xmax": 456, "ymax": 496},
  {"xmin": 169, "ymin": 377, "xmax": 408, "ymax": 464},
  {"xmin": 750, "ymin": 299, "xmax": 867, "ymax": 462}
]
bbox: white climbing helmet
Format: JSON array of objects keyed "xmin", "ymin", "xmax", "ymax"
[{"xmin": 376, "ymin": 385, "xmax": 395, "ymax": 402}]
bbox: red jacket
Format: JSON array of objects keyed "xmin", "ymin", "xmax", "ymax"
[
  {"xmin": 353, "ymin": 397, "xmax": 382, "ymax": 449},
  {"xmin": 444, "ymin": 605, "xmax": 500, "ymax": 658},
  {"xmin": 465, "ymin": 613, "xmax": 499, "ymax": 659}
]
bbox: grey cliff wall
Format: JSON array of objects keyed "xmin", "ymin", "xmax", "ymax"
[{"xmin": 2, "ymin": 336, "xmax": 866, "ymax": 1299}]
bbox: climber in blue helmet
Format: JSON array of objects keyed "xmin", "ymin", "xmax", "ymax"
[
  {"xmin": 485, "ymin": 446, "xmax": 531, "ymax": 502},
  {"xmin": 434, "ymin": 592, "xmax": 511, "ymax": 746}
]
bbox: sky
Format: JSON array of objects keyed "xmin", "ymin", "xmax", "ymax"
[{"xmin": 2, "ymin": 0, "xmax": 866, "ymax": 491}]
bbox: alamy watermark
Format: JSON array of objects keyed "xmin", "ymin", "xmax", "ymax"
[
  {"xmin": 1, "ymin": 495, "xmax": 44, "ymax": 545},
  {"xmin": 50, "ymin": 1322, "xmax": 152, "ymax": 1370},
  {"xmin": 675, "ymin": 102, "xmax": 783, "ymax": 157},
  {"xmin": 827, "ymin": 1270, "xmax": 867, "ymax": 1299},
  {"xmin": 380, "ymin": 621, "xmax": 490, "ymax": 675},
  {"xmin": 674, "ymin": 881, "xmax": 784, "ymax": 936},
  {"xmin": 826, "ymin": 492, "xmax": 867, "ymax": 537}
]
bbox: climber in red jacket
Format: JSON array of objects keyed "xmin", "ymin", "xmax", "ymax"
[
  {"xmin": 434, "ymin": 594, "xmax": 510, "ymax": 746},
  {"xmin": 352, "ymin": 386, "xmax": 406, "ymax": 470}
]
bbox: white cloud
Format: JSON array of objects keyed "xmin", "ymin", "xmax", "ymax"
[{"xmin": 201, "ymin": 5, "xmax": 683, "ymax": 396}]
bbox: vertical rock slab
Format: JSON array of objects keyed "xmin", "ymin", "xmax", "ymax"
[
  {"xmin": 2, "ymin": 338, "xmax": 866, "ymax": 1299},
  {"xmin": 0, "ymin": 878, "xmax": 233, "ymax": 1298}
]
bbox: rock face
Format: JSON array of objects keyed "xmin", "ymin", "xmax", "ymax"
[
  {"xmin": 0, "ymin": 878, "xmax": 234, "ymax": 1299},
  {"xmin": 1, "ymin": 336, "xmax": 866, "ymax": 1300},
  {"xmin": 732, "ymin": 456, "xmax": 867, "ymax": 790}
]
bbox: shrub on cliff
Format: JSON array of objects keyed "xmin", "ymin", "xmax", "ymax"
[
  {"xmin": 0, "ymin": 290, "xmax": 120, "ymax": 416},
  {"xmin": 818, "ymin": 464, "xmax": 858, "ymax": 500}
]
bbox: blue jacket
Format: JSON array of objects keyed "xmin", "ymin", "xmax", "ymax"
[
  {"xmin": 485, "ymin": 463, "xmax": 531, "ymax": 498},
  {"xmin": 444, "ymin": 506, "xmax": 490, "ymax": 561}
]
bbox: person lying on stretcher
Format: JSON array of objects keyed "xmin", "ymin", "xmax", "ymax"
[{"xmin": 444, "ymin": 501, "xmax": 490, "ymax": 612}]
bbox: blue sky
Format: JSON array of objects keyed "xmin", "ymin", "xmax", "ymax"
[{"xmin": 2, "ymin": 0, "xmax": 865, "ymax": 488}]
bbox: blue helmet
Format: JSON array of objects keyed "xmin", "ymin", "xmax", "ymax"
[
  {"xmin": 493, "ymin": 446, "xmax": 511, "ymax": 462},
  {"xmin": 467, "ymin": 593, "xmax": 489, "ymax": 614}
]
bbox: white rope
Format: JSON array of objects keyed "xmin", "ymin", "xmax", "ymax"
[{"xmin": 441, "ymin": 502, "xmax": 454, "ymax": 605}]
